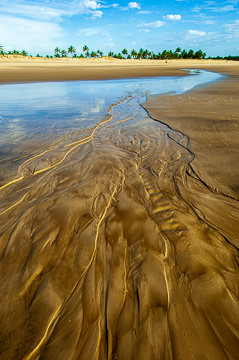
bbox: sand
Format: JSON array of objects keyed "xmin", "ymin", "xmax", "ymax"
[
  {"xmin": 0, "ymin": 58, "xmax": 239, "ymax": 359},
  {"xmin": 1, "ymin": 56, "xmax": 239, "ymax": 82}
]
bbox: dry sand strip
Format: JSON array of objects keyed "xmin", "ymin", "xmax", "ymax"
[
  {"xmin": 0, "ymin": 58, "xmax": 239, "ymax": 359},
  {"xmin": 0, "ymin": 57, "xmax": 239, "ymax": 82}
]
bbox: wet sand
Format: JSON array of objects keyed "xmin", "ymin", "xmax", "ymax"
[
  {"xmin": 1, "ymin": 56, "xmax": 239, "ymax": 83},
  {"xmin": 0, "ymin": 60, "xmax": 239, "ymax": 359}
]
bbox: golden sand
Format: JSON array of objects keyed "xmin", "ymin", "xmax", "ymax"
[
  {"xmin": 0, "ymin": 59, "xmax": 239, "ymax": 359},
  {"xmin": 1, "ymin": 56, "xmax": 239, "ymax": 82}
]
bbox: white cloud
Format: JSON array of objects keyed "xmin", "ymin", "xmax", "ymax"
[
  {"xmin": 91, "ymin": 10, "xmax": 103, "ymax": 18},
  {"xmin": 213, "ymin": 5, "xmax": 235, "ymax": 12},
  {"xmin": 202, "ymin": 20, "xmax": 215, "ymax": 24},
  {"xmin": 128, "ymin": 2, "xmax": 141, "ymax": 9},
  {"xmin": 79, "ymin": 28, "xmax": 100, "ymax": 36},
  {"xmin": 225, "ymin": 19, "xmax": 239, "ymax": 35},
  {"xmin": 0, "ymin": 0, "xmax": 118, "ymax": 21},
  {"xmin": 188, "ymin": 29, "xmax": 206, "ymax": 36},
  {"xmin": 82, "ymin": 0, "xmax": 105, "ymax": 17},
  {"xmin": 138, "ymin": 10, "xmax": 151, "ymax": 14},
  {"xmin": 164, "ymin": 14, "xmax": 182, "ymax": 20},
  {"xmin": 193, "ymin": 3, "xmax": 235, "ymax": 13},
  {"xmin": 0, "ymin": 3, "xmax": 69, "ymax": 21},
  {"xmin": 139, "ymin": 20, "xmax": 164, "ymax": 28},
  {"xmin": 105, "ymin": 42, "xmax": 116, "ymax": 47},
  {"xmin": 0, "ymin": 15, "xmax": 64, "ymax": 54},
  {"xmin": 83, "ymin": 0, "xmax": 101, "ymax": 10},
  {"xmin": 138, "ymin": 28, "xmax": 151, "ymax": 32}
]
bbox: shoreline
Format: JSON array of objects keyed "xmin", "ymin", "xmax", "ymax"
[
  {"xmin": 143, "ymin": 62, "xmax": 239, "ymax": 200},
  {"xmin": 0, "ymin": 57, "xmax": 239, "ymax": 359}
]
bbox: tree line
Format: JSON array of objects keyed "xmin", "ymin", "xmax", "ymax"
[
  {"xmin": 1, "ymin": 43, "xmax": 239, "ymax": 61},
  {"xmin": 53, "ymin": 46, "xmax": 208, "ymax": 60}
]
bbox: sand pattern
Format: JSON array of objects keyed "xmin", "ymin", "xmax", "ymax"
[{"xmin": 0, "ymin": 81, "xmax": 239, "ymax": 359}]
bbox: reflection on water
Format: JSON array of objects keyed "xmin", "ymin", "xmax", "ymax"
[
  {"xmin": 0, "ymin": 70, "xmax": 221, "ymax": 146},
  {"xmin": 1, "ymin": 70, "xmax": 239, "ymax": 360}
]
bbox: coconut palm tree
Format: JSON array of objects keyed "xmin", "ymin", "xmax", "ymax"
[
  {"xmin": 83, "ymin": 45, "xmax": 89, "ymax": 57},
  {"xmin": 175, "ymin": 47, "xmax": 181, "ymax": 56},
  {"xmin": 20, "ymin": 50, "xmax": 28, "ymax": 56},
  {"xmin": 194, "ymin": 49, "xmax": 206, "ymax": 59},
  {"xmin": 61, "ymin": 49, "xmax": 67, "ymax": 57},
  {"xmin": 108, "ymin": 51, "xmax": 114, "ymax": 57},
  {"xmin": 97, "ymin": 50, "xmax": 103, "ymax": 57},
  {"xmin": 54, "ymin": 47, "xmax": 61, "ymax": 57},
  {"xmin": 161, "ymin": 49, "xmax": 169, "ymax": 59},
  {"xmin": 116, "ymin": 53, "xmax": 123, "ymax": 59},
  {"xmin": 188, "ymin": 49, "xmax": 194, "ymax": 58},
  {"xmin": 181, "ymin": 49, "xmax": 188, "ymax": 59},
  {"xmin": 122, "ymin": 48, "xmax": 128, "ymax": 58},
  {"xmin": 90, "ymin": 51, "xmax": 97, "ymax": 58},
  {"xmin": 137, "ymin": 48, "xmax": 146, "ymax": 59},
  {"xmin": 68, "ymin": 45, "xmax": 76, "ymax": 56},
  {"xmin": 131, "ymin": 49, "xmax": 137, "ymax": 58},
  {"xmin": 0, "ymin": 44, "xmax": 4, "ymax": 55}
]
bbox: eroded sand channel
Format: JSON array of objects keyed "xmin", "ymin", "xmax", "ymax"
[{"xmin": 0, "ymin": 71, "xmax": 239, "ymax": 359}]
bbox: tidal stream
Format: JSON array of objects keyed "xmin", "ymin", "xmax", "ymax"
[{"xmin": 0, "ymin": 70, "xmax": 239, "ymax": 360}]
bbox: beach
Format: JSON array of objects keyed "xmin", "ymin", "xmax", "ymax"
[
  {"xmin": 1, "ymin": 56, "xmax": 239, "ymax": 82},
  {"xmin": 0, "ymin": 58, "xmax": 239, "ymax": 359}
]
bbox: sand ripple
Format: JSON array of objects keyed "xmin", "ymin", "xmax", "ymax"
[{"xmin": 0, "ymin": 95, "xmax": 239, "ymax": 360}]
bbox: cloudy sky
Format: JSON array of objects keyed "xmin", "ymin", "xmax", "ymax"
[{"xmin": 0, "ymin": 0, "xmax": 238, "ymax": 56}]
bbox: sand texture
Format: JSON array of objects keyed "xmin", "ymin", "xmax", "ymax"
[
  {"xmin": 1, "ymin": 57, "xmax": 239, "ymax": 83},
  {"xmin": 0, "ymin": 61, "xmax": 239, "ymax": 359}
]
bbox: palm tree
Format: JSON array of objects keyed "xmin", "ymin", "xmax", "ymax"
[
  {"xmin": 113, "ymin": 53, "xmax": 123, "ymax": 59},
  {"xmin": 83, "ymin": 45, "xmax": 89, "ymax": 57},
  {"xmin": 160, "ymin": 50, "xmax": 167, "ymax": 59},
  {"xmin": 181, "ymin": 49, "xmax": 188, "ymax": 59},
  {"xmin": 194, "ymin": 49, "xmax": 206, "ymax": 59},
  {"xmin": 20, "ymin": 50, "xmax": 28, "ymax": 56},
  {"xmin": 188, "ymin": 49, "xmax": 194, "ymax": 58},
  {"xmin": 0, "ymin": 44, "xmax": 4, "ymax": 55},
  {"xmin": 151, "ymin": 52, "xmax": 158, "ymax": 60},
  {"xmin": 90, "ymin": 51, "xmax": 97, "ymax": 58},
  {"xmin": 68, "ymin": 45, "xmax": 76, "ymax": 56},
  {"xmin": 61, "ymin": 49, "xmax": 67, "ymax": 57},
  {"xmin": 108, "ymin": 51, "xmax": 114, "ymax": 57},
  {"xmin": 174, "ymin": 47, "xmax": 181, "ymax": 59},
  {"xmin": 131, "ymin": 49, "xmax": 137, "ymax": 58},
  {"xmin": 167, "ymin": 50, "xmax": 173, "ymax": 59},
  {"xmin": 122, "ymin": 48, "xmax": 128, "ymax": 58},
  {"xmin": 54, "ymin": 47, "xmax": 60, "ymax": 57},
  {"xmin": 97, "ymin": 50, "xmax": 103, "ymax": 57}
]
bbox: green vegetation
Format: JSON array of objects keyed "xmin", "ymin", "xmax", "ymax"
[
  {"xmin": 68, "ymin": 45, "xmax": 76, "ymax": 56},
  {"xmin": 0, "ymin": 43, "xmax": 239, "ymax": 60}
]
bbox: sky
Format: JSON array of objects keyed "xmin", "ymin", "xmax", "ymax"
[{"xmin": 0, "ymin": 0, "xmax": 238, "ymax": 57}]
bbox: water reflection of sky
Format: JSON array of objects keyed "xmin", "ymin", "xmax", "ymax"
[{"xmin": 0, "ymin": 70, "xmax": 222, "ymax": 145}]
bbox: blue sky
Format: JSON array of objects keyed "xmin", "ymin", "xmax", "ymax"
[{"xmin": 0, "ymin": 0, "xmax": 238, "ymax": 56}]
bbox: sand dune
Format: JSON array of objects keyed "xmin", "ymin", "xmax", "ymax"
[{"xmin": 0, "ymin": 62, "xmax": 239, "ymax": 359}]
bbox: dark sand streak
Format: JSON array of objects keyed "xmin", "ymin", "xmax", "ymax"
[{"xmin": 0, "ymin": 72, "xmax": 239, "ymax": 359}]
